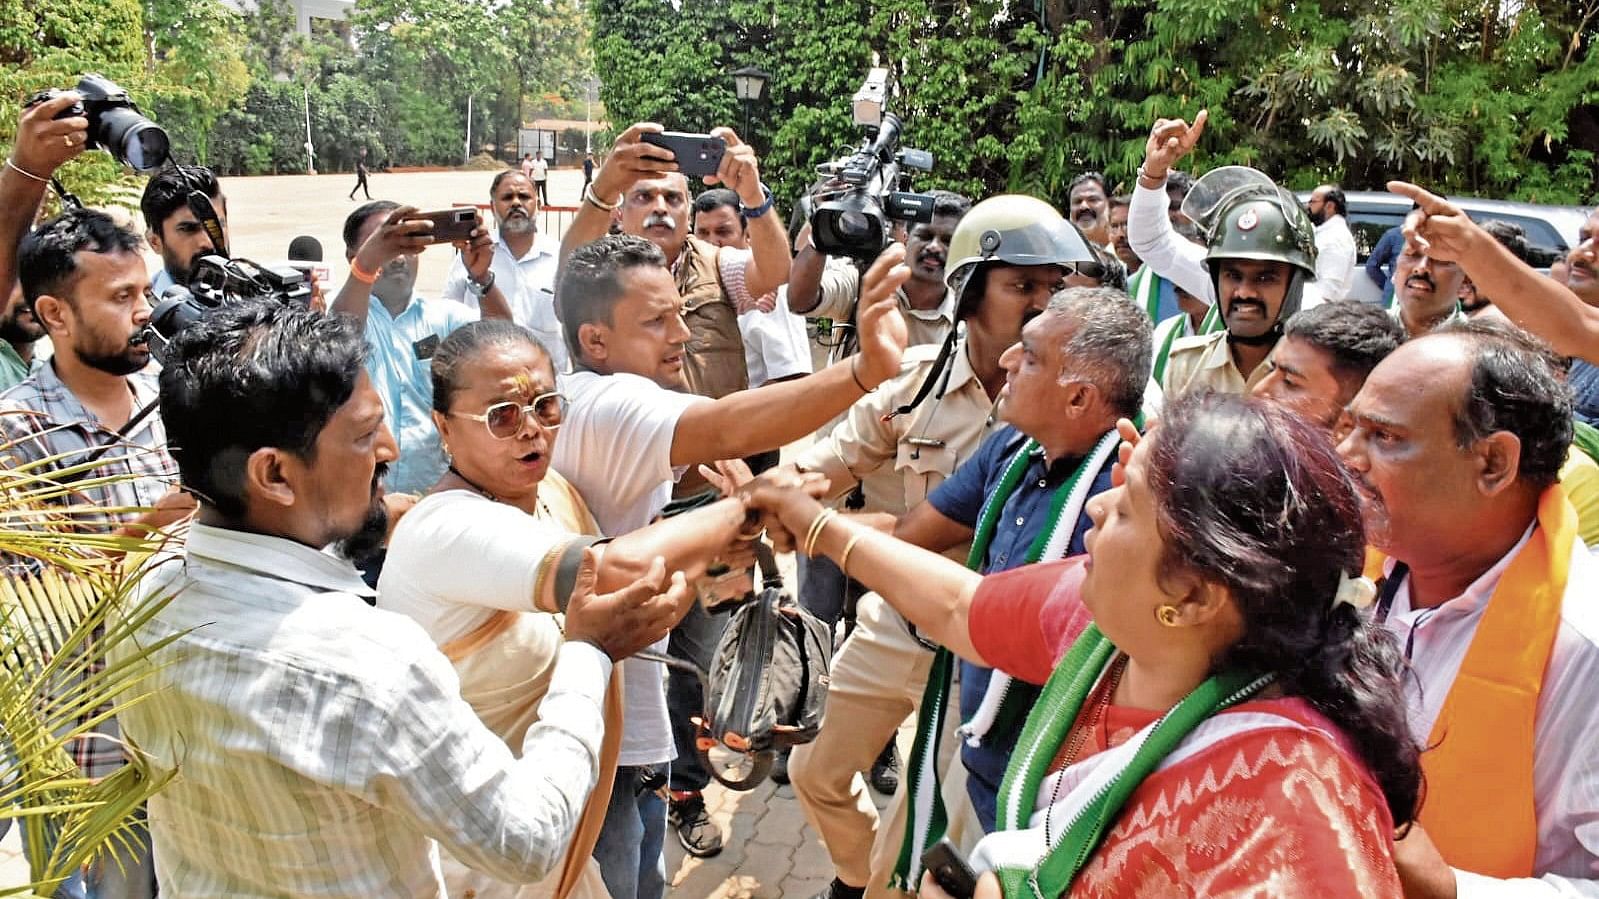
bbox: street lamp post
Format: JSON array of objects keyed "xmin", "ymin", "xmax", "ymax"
[{"xmin": 731, "ymin": 65, "xmax": 770, "ymax": 146}]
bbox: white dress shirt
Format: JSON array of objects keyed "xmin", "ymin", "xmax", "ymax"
[
  {"xmin": 1128, "ymin": 181, "xmax": 1324, "ymax": 309},
  {"xmin": 740, "ymin": 286, "xmax": 813, "ymax": 387},
  {"xmin": 442, "ymin": 233, "xmax": 566, "ymax": 372},
  {"xmin": 1381, "ymin": 530, "xmax": 1599, "ymax": 897},
  {"xmin": 1313, "ymin": 214, "xmax": 1357, "ymax": 301},
  {"xmin": 114, "ymin": 523, "xmax": 611, "ymax": 897}
]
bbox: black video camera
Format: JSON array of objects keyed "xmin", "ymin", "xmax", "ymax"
[
  {"xmin": 25, "ymin": 74, "xmax": 170, "ymax": 173},
  {"xmin": 809, "ymin": 70, "xmax": 936, "ymax": 260},
  {"xmin": 141, "ymin": 256, "xmax": 312, "ymax": 363}
]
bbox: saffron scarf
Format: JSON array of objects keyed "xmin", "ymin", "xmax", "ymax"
[{"xmin": 1364, "ymin": 484, "xmax": 1574, "ymax": 878}]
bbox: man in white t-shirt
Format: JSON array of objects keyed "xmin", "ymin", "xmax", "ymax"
[
  {"xmin": 442, "ymin": 170, "xmax": 566, "ymax": 371},
  {"xmin": 552, "ymin": 232, "xmax": 909, "ymax": 899},
  {"xmin": 531, "ymin": 152, "xmax": 550, "ymax": 206}
]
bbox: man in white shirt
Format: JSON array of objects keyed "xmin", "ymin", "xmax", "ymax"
[
  {"xmin": 531, "ymin": 152, "xmax": 550, "ymax": 205},
  {"xmin": 443, "ymin": 170, "xmax": 567, "ymax": 371},
  {"xmin": 552, "ymin": 232, "xmax": 910, "ymax": 898},
  {"xmin": 1307, "ymin": 184, "xmax": 1356, "ymax": 301},
  {"xmin": 1338, "ymin": 320, "xmax": 1599, "ymax": 897},
  {"xmin": 116, "ymin": 298, "xmax": 685, "ymax": 898}
]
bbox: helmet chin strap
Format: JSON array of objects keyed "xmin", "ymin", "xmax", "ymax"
[
  {"xmin": 1212, "ymin": 267, "xmax": 1306, "ymax": 348},
  {"xmin": 1227, "ymin": 325, "xmax": 1282, "ymax": 347}
]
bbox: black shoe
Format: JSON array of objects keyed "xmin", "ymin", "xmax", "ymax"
[
  {"xmin": 667, "ymin": 793, "xmax": 724, "ymax": 858},
  {"xmin": 811, "ymin": 878, "xmax": 865, "ymax": 899},
  {"xmin": 770, "ymin": 748, "xmax": 791, "ymax": 785},
  {"xmin": 869, "ymin": 741, "xmax": 899, "ymax": 795}
]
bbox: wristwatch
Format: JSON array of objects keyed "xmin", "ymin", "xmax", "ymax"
[
  {"xmin": 741, "ymin": 184, "xmax": 775, "ymax": 219},
  {"xmin": 467, "ymin": 269, "xmax": 496, "ymax": 296}
]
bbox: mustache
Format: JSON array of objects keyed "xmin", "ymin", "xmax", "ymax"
[
  {"xmin": 372, "ymin": 463, "xmax": 390, "ymax": 490},
  {"xmin": 643, "ymin": 212, "xmax": 678, "ymax": 231},
  {"xmin": 1405, "ymin": 274, "xmax": 1436, "ymax": 291}
]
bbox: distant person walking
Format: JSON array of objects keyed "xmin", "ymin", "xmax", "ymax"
[
  {"xmin": 350, "ymin": 149, "xmax": 372, "ymax": 201},
  {"xmin": 583, "ymin": 152, "xmax": 594, "ymax": 195},
  {"xmin": 520, "ymin": 153, "xmax": 535, "ymax": 180},
  {"xmin": 532, "ymin": 151, "xmax": 549, "ymax": 205}
]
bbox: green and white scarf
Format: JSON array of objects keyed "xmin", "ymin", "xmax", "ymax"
[
  {"xmin": 890, "ymin": 429, "xmax": 1119, "ymax": 890},
  {"xmin": 1130, "ymin": 266, "xmax": 1225, "ymax": 389},
  {"xmin": 975, "ymin": 625, "xmax": 1272, "ymax": 897}
]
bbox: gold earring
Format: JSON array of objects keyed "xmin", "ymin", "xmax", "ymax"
[{"xmin": 1156, "ymin": 605, "xmax": 1180, "ymax": 628}]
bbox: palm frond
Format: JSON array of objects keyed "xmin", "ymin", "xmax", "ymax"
[{"xmin": 0, "ymin": 441, "xmax": 189, "ymax": 893}]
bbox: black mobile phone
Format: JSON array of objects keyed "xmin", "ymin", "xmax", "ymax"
[
  {"xmin": 921, "ymin": 838, "xmax": 978, "ymax": 899},
  {"xmin": 639, "ymin": 131, "xmax": 727, "ymax": 178},
  {"xmin": 415, "ymin": 207, "xmax": 480, "ymax": 244}
]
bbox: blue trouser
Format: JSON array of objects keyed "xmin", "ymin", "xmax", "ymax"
[
  {"xmin": 592, "ymin": 765, "xmax": 668, "ymax": 899},
  {"xmin": 666, "ymin": 602, "xmax": 726, "ymax": 793}
]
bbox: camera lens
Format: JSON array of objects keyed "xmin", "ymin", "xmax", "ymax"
[
  {"xmin": 97, "ymin": 107, "xmax": 169, "ymax": 172},
  {"xmin": 837, "ymin": 211, "xmax": 873, "ymax": 241}
]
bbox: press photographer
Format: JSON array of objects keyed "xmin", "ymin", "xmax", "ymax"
[
  {"xmin": 0, "ymin": 86, "xmax": 187, "ymax": 898},
  {"xmin": 788, "ymin": 70, "xmax": 959, "ymax": 365}
]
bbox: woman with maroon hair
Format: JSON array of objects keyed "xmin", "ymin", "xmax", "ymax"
[{"xmin": 748, "ymin": 391, "xmax": 1421, "ymax": 897}]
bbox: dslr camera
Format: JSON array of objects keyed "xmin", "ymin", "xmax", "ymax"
[
  {"xmin": 141, "ymin": 256, "xmax": 312, "ymax": 363},
  {"xmin": 810, "ymin": 69, "xmax": 936, "ymax": 260},
  {"xmin": 25, "ymin": 74, "xmax": 170, "ymax": 173}
]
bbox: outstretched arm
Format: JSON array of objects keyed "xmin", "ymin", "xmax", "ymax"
[
  {"xmin": 1, "ymin": 93, "xmax": 88, "ymax": 302},
  {"xmin": 668, "ymin": 244, "xmax": 910, "ymax": 467},
  {"xmin": 1389, "ymin": 181, "xmax": 1599, "ymax": 363}
]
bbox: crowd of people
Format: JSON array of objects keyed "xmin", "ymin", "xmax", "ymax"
[{"xmin": 1, "ymin": 82, "xmax": 1597, "ymax": 899}]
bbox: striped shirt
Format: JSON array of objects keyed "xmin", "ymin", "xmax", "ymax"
[
  {"xmin": 0, "ymin": 361, "xmax": 178, "ymax": 779},
  {"xmin": 114, "ymin": 524, "xmax": 611, "ymax": 896}
]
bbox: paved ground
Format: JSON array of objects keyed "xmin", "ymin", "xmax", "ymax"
[{"xmin": 0, "ymin": 167, "xmax": 896, "ymax": 896}]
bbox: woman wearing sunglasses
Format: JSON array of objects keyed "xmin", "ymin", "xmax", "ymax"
[
  {"xmin": 747, "ymin": 391, "xmax": 1421, "ymax": 897},
  {"xmin": 376, "ymin": 320, "xmax": 817, "ymax": 899}
]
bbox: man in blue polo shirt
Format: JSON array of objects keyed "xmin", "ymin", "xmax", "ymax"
[
  {"xmin": 330, "ymin": 202, "xmax": 514, "ymax": 498},
  {"xmin": 890, "ymin": 287, "xmax": 1151, "ymax": 855}
]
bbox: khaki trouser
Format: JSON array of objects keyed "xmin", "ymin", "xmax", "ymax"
[{"xmin": 791, "ymin": 593, "xmax": 981, "ymax": 895}]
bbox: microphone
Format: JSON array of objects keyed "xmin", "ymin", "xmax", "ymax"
[{"xmin": 287, "ymin": 235, "xmax": 323, "ymax": 262}]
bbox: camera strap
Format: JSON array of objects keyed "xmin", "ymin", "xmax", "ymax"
[{"xmin": 185, "ymin": 190, "xmax": 229, "ymax": 258}]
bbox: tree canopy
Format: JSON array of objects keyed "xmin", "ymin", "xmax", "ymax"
[{"xmin": 593, "ymin": 0, "xmax": 1599, "ymax": 207}]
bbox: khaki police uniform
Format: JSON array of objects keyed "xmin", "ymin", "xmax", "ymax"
[
  {"xmin": 1160, "ymin": 329, "xmax": 1272, "ymax": 399},
  {"xmin": 790, "ymin": 336, "xmax": 997, "ymax": 893}
]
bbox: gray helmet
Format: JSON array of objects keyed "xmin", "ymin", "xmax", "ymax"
[{"xmin": 943, "ymin": 194, "xmax": 1096, "ymax": 304}]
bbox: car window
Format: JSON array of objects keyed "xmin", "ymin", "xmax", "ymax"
[
  {"xmin": 1347, "ymin": 212, "xmax": 1406, "ymax": 261},
  {"xmin": 1462, "ymin": 212, "xmax": 1566, "ymax": 268}
]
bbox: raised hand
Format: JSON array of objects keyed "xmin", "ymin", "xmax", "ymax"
[
  {"xmin": 706, "ymin": 126, "xmax": 764, "ymax": 208},
  {"xmin": 12, "ymin": 92, "xmax": 90, "ymax": 180},
  {"xmin": 853, "ymin": 243, "xmax": 912, "ymax": 386},
  {"xmin": 353, "ymin": 205, "xmax": 432, "ymax": 273},
  {"xmin": 456, "ymin": 217, "xmax": 495, "ymax": 281},
  {"xmin": 1111, "ymin": 417, "xmax": 1144, "ymax": 488},
  {"xmin": 563, "ymin": 550, "xmax": 687, "ymax": 661},
  {"xmin": 590, "ymin": 122, "xmax": 678, "ymax": 202},
  {"xmin": 1141, "ymin": 109, "xmax": 1209, "ymax": 182},
  {"xmin": 1387, "ymin": 180, "xmax": 1482, "ymax": 265}
]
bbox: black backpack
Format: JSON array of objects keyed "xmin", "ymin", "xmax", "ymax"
[{"xmin": 645, "ymin": 542, "xmax": 833, "ymax": 790}]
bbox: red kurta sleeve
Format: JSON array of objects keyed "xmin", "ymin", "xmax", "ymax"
[{"xmin": 968, "ymin": 556, "xmax": 1095, "ymax": 685}]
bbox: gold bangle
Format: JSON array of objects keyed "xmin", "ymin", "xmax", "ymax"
[
  {"xmin": 803, "ymin": 508, "xmax": 837, "ymax": 558},
  {"xmin": 839, "ymin": 531, "xmax": 866, "ymax": 578}
]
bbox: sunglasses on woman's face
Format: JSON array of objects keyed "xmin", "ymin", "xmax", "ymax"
[{"xmin": 451, "ymin": 392, "xmax": 568, "ymax": 439}]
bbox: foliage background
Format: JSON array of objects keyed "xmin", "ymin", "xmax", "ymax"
[
  {"xmin": 1, "ymin": 0, "xmax": 1595, "ymax": 207},
  {"xmin": 593, "ymin": 0, "xmax": 1599, "ymax": 207}
]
